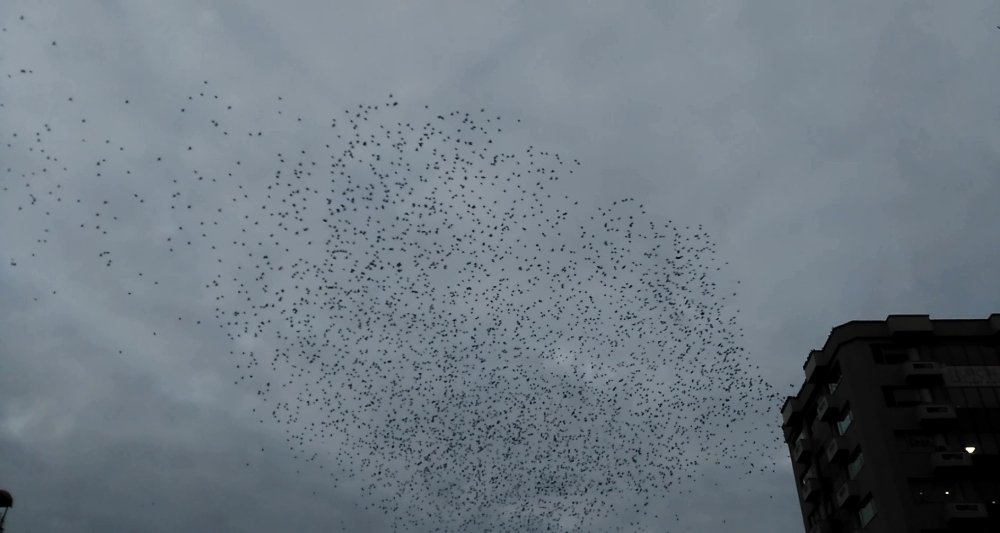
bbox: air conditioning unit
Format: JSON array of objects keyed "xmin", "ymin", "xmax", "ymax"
[
  {"xmin": 945, "ymin": 502, "xmax": 987, "ymax": 522},
  {"xmin": 834, "ymin": 479, "xmax": 860, "ymax": 508},
  {"xmin": 916, "ymin": 404, "xmax": 957, "ymax": 425},
  {"xmin": 902, "ymin": 361, "xmax": 944, "ymax": 383}
]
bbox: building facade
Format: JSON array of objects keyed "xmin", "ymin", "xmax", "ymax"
[{"xmin": 781, "ymin": 314, "xmax": 1000, "ymax": 533}]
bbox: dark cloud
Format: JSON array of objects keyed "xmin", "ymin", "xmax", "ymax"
[{"xmin": 2, "ymin": 1, "xmax": 1000, "ymax": 532}]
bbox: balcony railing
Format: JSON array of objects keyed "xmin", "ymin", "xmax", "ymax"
[
  {"xmin": 945, "ymin": 502, "xmax": 987, "ymax": 522},
  {"xmin": 902, "ymin": 361, "xmax": 944, "ymax": 384},
  {"xmin": 930, "ymin": 451, "xmax": 973, "ymax": 472},
  {"xmin": 801, "ymin": 478, "xmax": 822, "ymax": 503},
  {"xmin": 816, "ymin": 394, "xmax": 842, "ymax": 422},
  {"xmin": 834, "ymin": 479, "xmax": 860, "ymax": 508},
  {"xmin": 916, "ymin": 404, "xmax": 957, "ymax": 425},
  {"xmin": 825, "ymin": 436, "xmax": 851, "ymax": 464},
  {"xmin": 782, "ymin": 396, "xmax": 803, "ymax": 427}
]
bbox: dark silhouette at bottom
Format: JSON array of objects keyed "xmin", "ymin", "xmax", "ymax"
[{"xmin": 0, "ymin": 489, "xmax": 11, "ymax": 533}]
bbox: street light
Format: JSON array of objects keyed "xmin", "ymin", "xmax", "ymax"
[{"xmin": 0, "ymin": 489, "xmax": 11, "ymax": 533}]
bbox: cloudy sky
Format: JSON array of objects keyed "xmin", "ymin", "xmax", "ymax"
[{"xmin": 2, "ymin": 1, "xmax": 1000, "ymax": 531}]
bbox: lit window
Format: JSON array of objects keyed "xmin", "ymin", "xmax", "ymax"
[{"xmin": 858, "ymin": 496, "xmax": 878, "ymax": 527}]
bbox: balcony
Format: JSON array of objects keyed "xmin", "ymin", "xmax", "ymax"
[
  {"xmin": 931, "ymin": 451, "xmax": 973, "ymax": 473},
  {"xmin": 944, "ymin": 502, "xmax": 987, "ymax": 522},
  {"xmin": 793, "ymin": 438, "xmax": 813, "ymax": 464},
  {"xmin": 825, "ymin": 436, "xmax": 851, "ymax": 464},
  {"xmin": 816, "ymin": 394, "xmax": 843, "ymax": 422},
  {"xmin": 834, "ymin": 479, "xmax": 861, "ymax": 508},
  {"xmin": 782, "ymin": 396, "xmax": 803, "ymax": 427},
  {"xmin": 804, "ymin": 350, "xmax": 829, "ymax": 384},
  {"xmin": 916, "ymin": 404, "xmax": 957, "ymax": 426},
  {"xmin": 902, "ymin": 361, "xmax": 944, "ymax": 384},
  {"xmin": 801, "ymin": 478, "xmax": 822, "ymax": 503},
  {"xmin": 784, "ymin": 424, "xmax": 800, "ymax": 444}
]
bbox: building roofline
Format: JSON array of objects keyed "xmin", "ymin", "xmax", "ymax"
[
  {"xmin": 803, "ymin": 314, "xmax": 1000, "ymax": 369},
  {"xmin": 792, "ymin": 313, "xmax": 1000, "ymax": 398}
]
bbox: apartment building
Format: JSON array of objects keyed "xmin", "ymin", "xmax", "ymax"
[{"xmin": 781, "ymin": 314, "xmax": 1000, "ymax": 533}]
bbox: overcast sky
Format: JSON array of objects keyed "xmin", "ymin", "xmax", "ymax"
[{"xmin": 2, "ymin": 1, "xmax": 1000, "ymax": 532}]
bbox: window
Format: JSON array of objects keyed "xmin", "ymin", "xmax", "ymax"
[
  {"xmin": 836, "ymin": 405, "xmax": 853, "ymax": 435},
  {"xmin": 847, "ymin": 450, "xmax": 865, "ymax": 480},
  {"xmin": 980, "ymin": 387, "xmax": 999, "ymax": 408},
  {"xmin": 800, "ymin": 465, "xmax": 817, "ymax": 487},
  {"xmin": 872, "ymin": 345, "xmax": 915, "ymax": 364},
  {"xmin": 895, "ymin": 430, "xmax": 942, "ymax": 452},
  {"xmin": 858, "ymin": 494, "xmax": 878, "ymax": 527},
  {"xmin": 921, "ymin": 388, "xmax": 933, "ymax": 403},
  {"xmin": 882, "ymin": 386, "xmax": 932, "ymax": 406},
  {"xmin": 807, "ymin": 508, "xmax": 819, "ymax": 527},
  {"xmin": 827, "ymin": 362, "xmax": 842, "ymax": 394}
]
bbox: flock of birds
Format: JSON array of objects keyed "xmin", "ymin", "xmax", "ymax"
[{"xmin": 2, "ymin": 13, "xmax": 788, "ymax": 532}]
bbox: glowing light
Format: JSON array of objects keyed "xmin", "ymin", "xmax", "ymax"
[{"xmin": 965, "ymin": 446, "xmax": 976, "ymax": 454}]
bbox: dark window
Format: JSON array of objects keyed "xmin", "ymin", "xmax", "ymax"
[
  {"xmin": 858, "ymin": 493, "xmax": 877, "ymax": 527},
  {"xmin": 836, "ymin": 404, "xmax": 853, "ymax": 435},
  {"xmin": 895, "ymin": 430, "xmax": 942, "ymax": 452},
  {"xmin": 827, "ymin": 361, "xmax": 843, "ymax": 394},
  {"xmin": 873, "ymin": 345, "xmax": 913, "ymax": 364},
  {"xmin": 882, "ymin": 386, "xmax": 932, "ymax": 406},
  {"xmin": 847, "ymin": 449, "xmax": 865, "ymax": 480},
  {"xmin": 980, "ymin": 387, "xmax": 999, "ymax": 408},
  {"xmin": 969, "ymin": 388, "xmax": 984, "ymax": 408},
  {"xmin": 800, "ymin": 465, "xmax": 817, "ymax": 487},
  {"xmin": 820, "ymin": 498, "xmax": 834, "ymax": 521},
  {"xmin": 982, "ymin": 345, "xmax": 1000, "ymax": 365}
]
